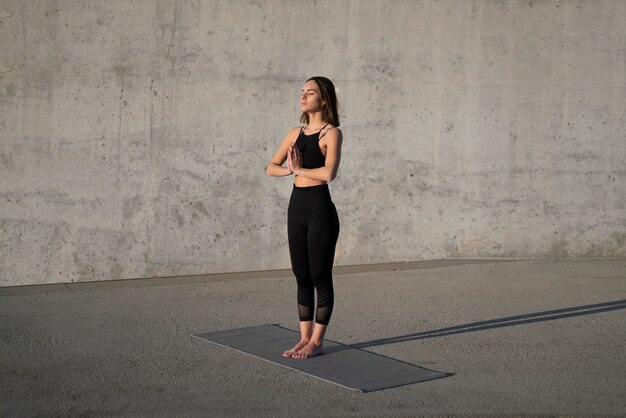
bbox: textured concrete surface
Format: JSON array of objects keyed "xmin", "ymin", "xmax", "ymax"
[
  {"xmin": 1, "ymin": 1, "xmax": 626, "ymax": 286},
  {"xmin": 1, "ymin": 260, "xmax": 625, "ymax": 417}
]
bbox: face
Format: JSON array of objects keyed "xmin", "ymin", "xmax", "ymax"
[{"xmin": 300, "ymin": 80, "xmax": 323, "ymax": 113}]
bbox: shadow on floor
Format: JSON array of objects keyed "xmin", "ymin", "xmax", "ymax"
[{"xmin": 351, "ymin": 299, "xmax": 626, "ymax": 350}]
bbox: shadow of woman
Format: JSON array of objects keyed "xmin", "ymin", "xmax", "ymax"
[{"xmin": 350, "ymin": 299, "xmax": 626, "ymax": 350}]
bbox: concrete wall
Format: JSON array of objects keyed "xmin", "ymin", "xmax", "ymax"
[{"xmin": 1, "ymin": 0, "xmax": 625, "ymax": 287}]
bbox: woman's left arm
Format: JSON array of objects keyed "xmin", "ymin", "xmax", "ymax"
[{"xmin": 290, "ymin": 128, "xmax": 342, "ymax": 182}]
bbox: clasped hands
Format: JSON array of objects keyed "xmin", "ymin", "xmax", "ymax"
[{"xmin": 287, "ymin": 143, "xmax": 302, "ymax": 175}]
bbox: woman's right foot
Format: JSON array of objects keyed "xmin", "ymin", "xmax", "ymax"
[
  {"xmin": 292, "ymin": 341, "xmax": 324, "ymax": 359},
  {"xmin": 282, "ymin": 339, "xmax": 310, "ymax": 358}
]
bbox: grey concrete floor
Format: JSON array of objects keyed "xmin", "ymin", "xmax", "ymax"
[{"xmin": 1, "ymin": 259, "xmax": 625, "ymax": 417}]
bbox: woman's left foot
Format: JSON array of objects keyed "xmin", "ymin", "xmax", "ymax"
[{"xmin": 292, "ymin": 342, "xmax": 324, "ymax": 359}]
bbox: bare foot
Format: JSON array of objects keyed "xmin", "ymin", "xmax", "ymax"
[
  {"xmin": 282, "ymin": 339, "xmax": 310, "ymax": 358},
  {"xmin": 292, "ymin": 341, "xmax": 324, "ymax": 359}
]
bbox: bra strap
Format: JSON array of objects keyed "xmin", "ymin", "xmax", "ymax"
[{"xmin": 318, "ymin": 124, "xmax": 335, "ymax": 140}]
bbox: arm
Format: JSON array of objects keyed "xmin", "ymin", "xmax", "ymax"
[
  {"xmin": 266, "ymin": 127, "xmax": 300, "ymax": 177},
  {"xmin": 290, "ymin": 128, "xmax": 342, "ymax": 182}
]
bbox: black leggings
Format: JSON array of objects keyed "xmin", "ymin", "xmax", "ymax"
[{"xmin": 288, "ymin": 184, "xmax": 340, "ymax": 325}]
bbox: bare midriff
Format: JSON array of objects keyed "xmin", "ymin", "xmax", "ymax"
[{"xmin": 294, "ymin": 176, "xmax": 326, "ymax": 188}]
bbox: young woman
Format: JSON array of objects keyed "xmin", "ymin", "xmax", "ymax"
[{"xmin": 266, "ymin": 76, "xmax": 342, "ymax": 359}]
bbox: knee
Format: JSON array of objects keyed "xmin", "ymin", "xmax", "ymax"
[
  {"xmin": 313, "ymin": 278, "xmax": 334, "ymax": 307},
  {"xmin": 297, "ymin": 283, "xmax": 314, "ymax": 307},
  {"xmin": 292, "ymin": 268, "xmax": 311, "ymax": 285}
]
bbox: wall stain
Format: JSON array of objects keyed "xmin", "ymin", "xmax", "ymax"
[
  {"xmin": 110, "ymin": 263, "xmax": 123, "ymax": 279},
  {"xmin": 122, "ymin": 195, "xmax": 141, "ymax": 220},
  {"xmin": 194, "ymin": 201, "xmax": 208, "ymax": 215},
  {"xmin": 174, "ymin": 207, "xmax": 184, "ymax": 227}
]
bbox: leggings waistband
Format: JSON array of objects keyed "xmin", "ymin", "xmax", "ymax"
[
  {"xmin": 292, "ymin": 183, "xmax": 329, "ymax": 192},
  {"xmin": 290, "ymin": 183, "xmax": 332, "ymax": 206}
]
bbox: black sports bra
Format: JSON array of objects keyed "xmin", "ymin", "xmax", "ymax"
[{"xmin": 295, "ymin": 124, "xmax": 332, "ymax": 169}]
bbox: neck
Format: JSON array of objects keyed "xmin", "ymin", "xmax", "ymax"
[{"xmin": 306, "ymin": 112, "xmax": 325, "ymax": 128}]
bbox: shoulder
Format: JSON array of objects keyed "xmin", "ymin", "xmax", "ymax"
[
  {"xmin": 320, "ymin": 125, "xmax": 342, "ymax": 142},
  {"xmin": 284, "ymin": 126, "xmax": 303, "ymax": 144},
  {"xmin": 286, "ymin": 126, "xmax": 303, "ymax": 137}
]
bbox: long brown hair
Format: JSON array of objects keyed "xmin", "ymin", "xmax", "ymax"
[{"xmin": 300, "ymin": 76, "xmax": 340, "ymax": 127}]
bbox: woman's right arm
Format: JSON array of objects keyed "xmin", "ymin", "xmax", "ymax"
[{"xmin": 266, "ymin": 127, "xmax": 300, "ymax": 177}]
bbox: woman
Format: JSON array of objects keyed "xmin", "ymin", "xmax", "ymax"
[{"xmin": 266, "ymin": 76, "xmax": 342, "ymax": 359}]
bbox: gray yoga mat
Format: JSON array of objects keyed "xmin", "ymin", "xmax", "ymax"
[{"xmin": 194, "ymin": 324, "xmax": 447, "ymax": 392}]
